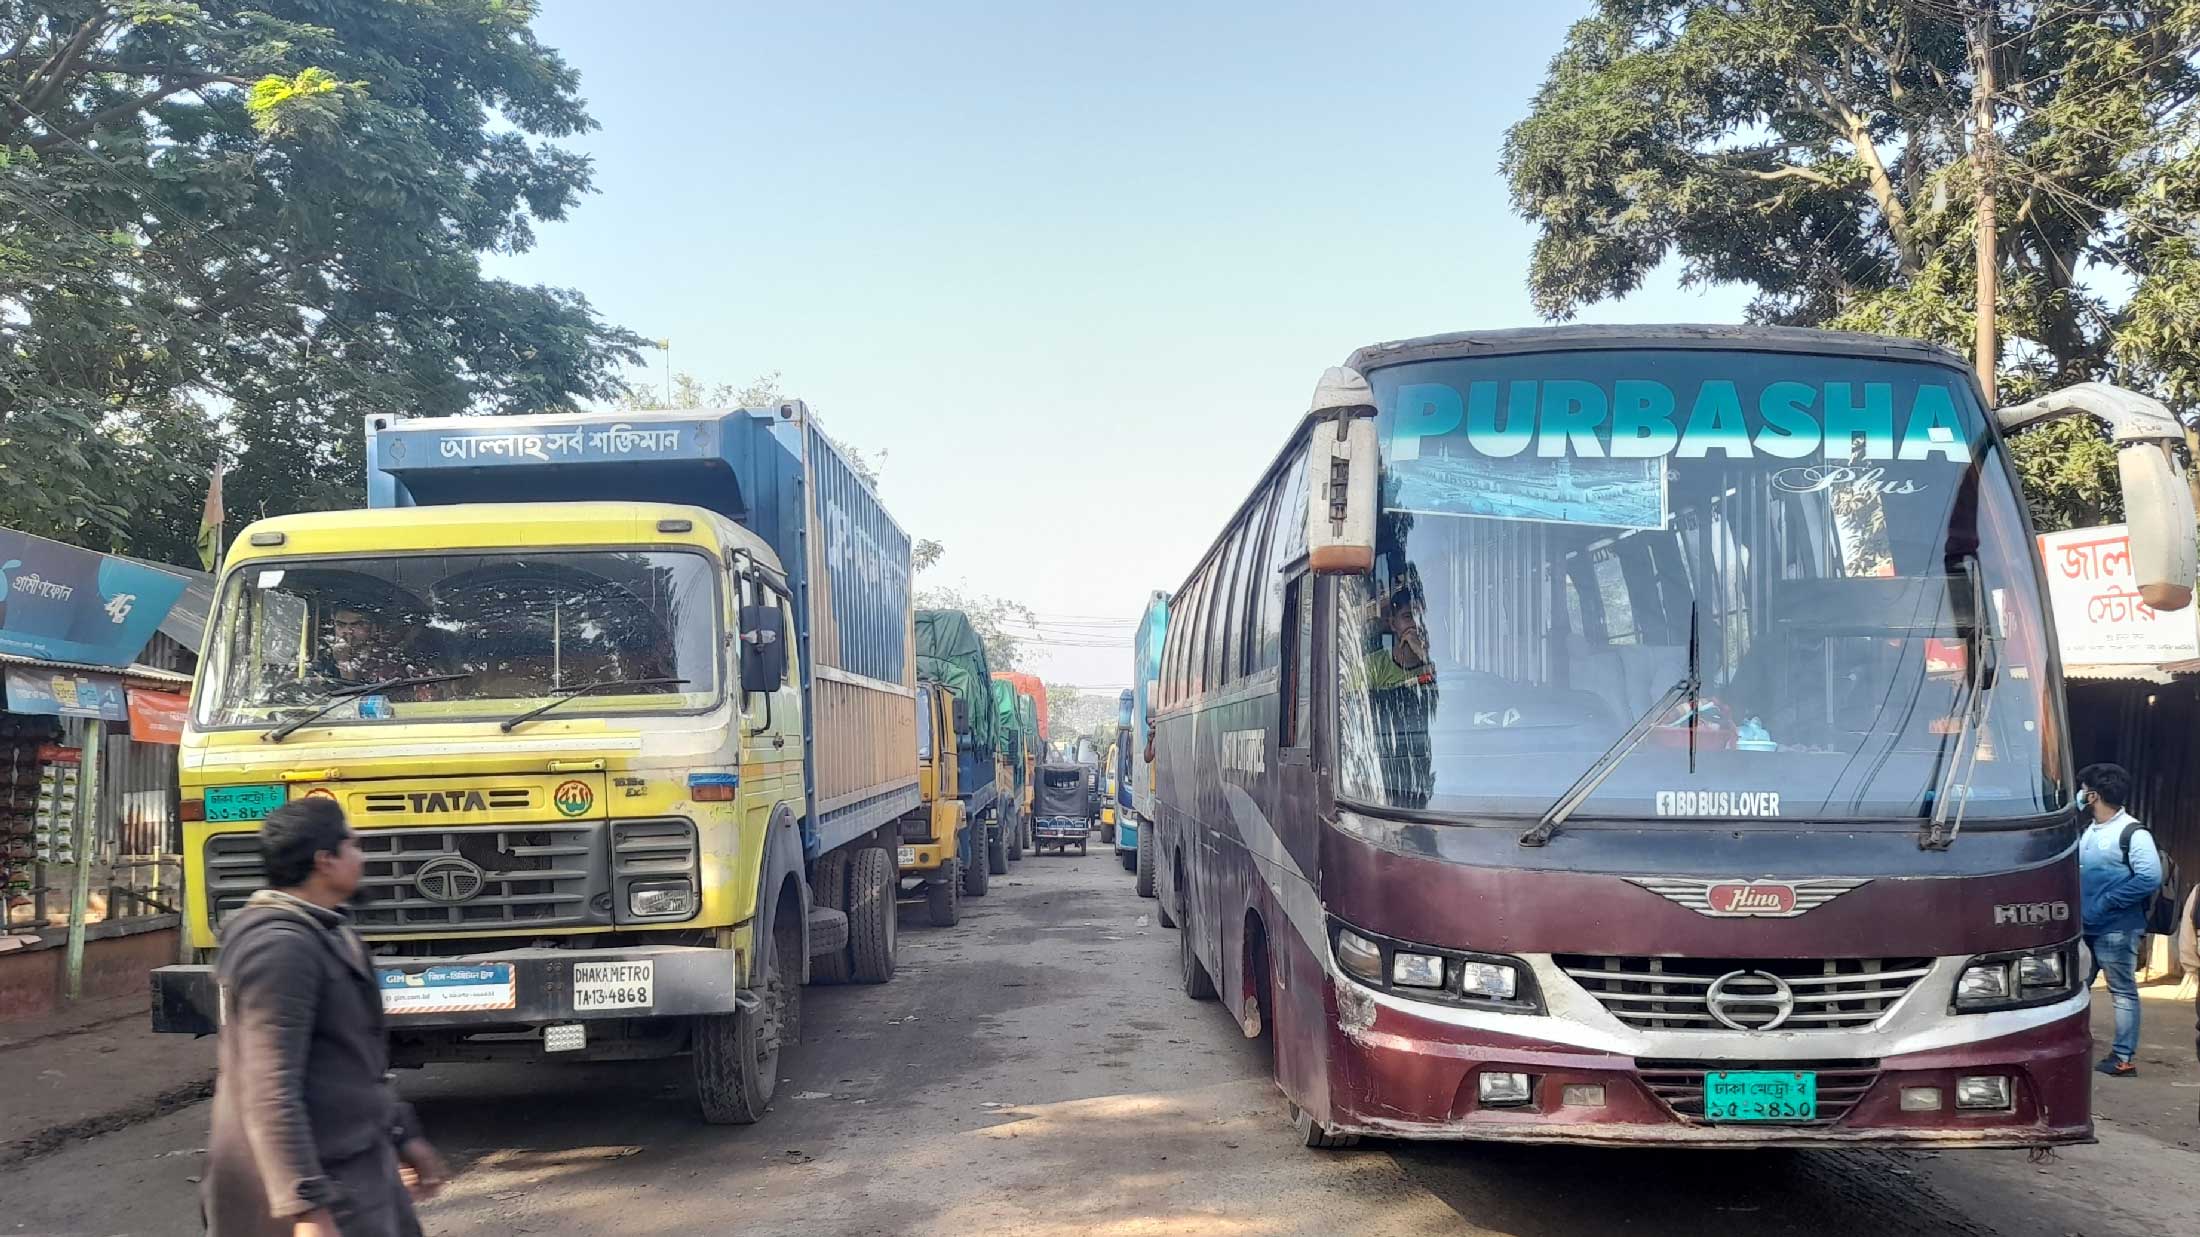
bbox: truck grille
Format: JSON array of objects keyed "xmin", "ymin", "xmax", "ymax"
[
  {"xmin": 1556, "ymin": 955, "xmax": 1933, "ymax": 1031},
  {"xmin": 205, "ymin": 824, "xmax": 610, "ymax": 933},
  {"xmin": 1638, "ymin": 1059, "xmax": 1880, "ymax": 1126}
]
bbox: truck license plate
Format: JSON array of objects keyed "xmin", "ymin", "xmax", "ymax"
[
  {"xmin": 572, "ymin": 960, "xmax": 653, "ymax": 1012},
  {"xmin": 897, "ymin": 846, "xmax": 917, "ymax": 866},
  {"xmin": 1704, "ymin": 1070, "xmax": 1816, "ymax": 1121}
]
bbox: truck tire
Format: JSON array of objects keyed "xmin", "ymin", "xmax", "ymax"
[
  {"xmin": 693, "ymin": 911, "xmax": 799, "ymax": 1124},
  {"xmin": 1006, "ymin": 812, "xmax": 1023, "ymax": 862},
  {"xmin": 963, "ymin": 841, "xmax": 991, "ymax": 896},
  {"xmin": 1101, "ymin": 822, "xmax": 1116, "ymax": 845},
  {"xmin": 1119, "ymin": 848, "xmax": 1136, "ymax": 873},
  {"xmin": 927, "ymin": 859, "xmax": 962, "ymax": 927},
  {"xmin": 1135, "ymin": 829, "xmax": 1157, "ymax": 899},
  {"xmin": 987, "ymin": 820, "xmax": 1009, "ymax": 875},
  {"xmin": 810, "ymin": 850, "xmax": 853, "ymax": 985},
  {"xmin": 848, "ymin": 846, "xmax": 897, "ymax": 983}
]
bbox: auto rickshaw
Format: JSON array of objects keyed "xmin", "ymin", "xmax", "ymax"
[{"xmin": 1032, "ymin": 762, "xmax": 1091, "ymax": 855}]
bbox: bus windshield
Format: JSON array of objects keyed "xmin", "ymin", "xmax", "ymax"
[
  {"xmin": 196, "ymin": 549, "xmax": 723, "ymax": 729},
  {"xmin": 1336, "ymin": 347, "xmax": 2061, "ymax": 824}
]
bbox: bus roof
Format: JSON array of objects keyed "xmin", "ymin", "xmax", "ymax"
[{"xmin": 1345, "ymin": 323, "xmax": 1974, "ymax": 376}]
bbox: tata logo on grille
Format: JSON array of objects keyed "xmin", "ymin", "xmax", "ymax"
[
  {"xmin": 1628, "ymin": 877, "xmax": 1869, "ymax": 918},
  {"xmin": 413, "ymin": 855, "xmax": 486, "ymax": 904},
  {"xmin": 408, "ymin": 789, "xmax": 489, "ymax": 814},
  {"xmin": 1708, "ymin": 882, "xmax": 1797, "ymax": 916},
  {"xmin": 552, "ymin": 780, "xmax": 595, "ymax": 817}
]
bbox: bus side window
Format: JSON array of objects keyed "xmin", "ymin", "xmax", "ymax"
[{"xmin": 1280, "ymin": 575, "xmax": 1309, "ymax": 748}]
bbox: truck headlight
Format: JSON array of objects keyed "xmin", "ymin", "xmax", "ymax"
[
  {"xmin": 1954, "ymin": 944, "xmax": 2077, "ymax": 1012},
  {"xmin": 629, "ymin": 880, "xmax": 696, "ymax": 918}
]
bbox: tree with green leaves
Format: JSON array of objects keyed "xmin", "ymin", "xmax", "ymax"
[
  {"xmin": 1, "ymin": 1, "xmax": 642, "ymax": 564},
  {"xmin": 917, "ymin": 583, "xmax": 1036, "ymax": 671},
  {"xmin": 1503, "ymin": 1, "xmax": 2200, "ymax": 530}
]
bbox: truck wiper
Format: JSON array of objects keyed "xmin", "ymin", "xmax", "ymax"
[
  {"xmin": 1921, "ymin": 555, "xmax": 1997, "ymax": 851},
  {"xmin": 1522, "ymin": 603, "xmax": 1700, "ymax": 847},
  {"xmin": 262, "ymin": 673, "xmax": 474, "ymax": 743},
  {"xmin": 500, "ymin": 678, "xmax": 689, "ymax": 733}
]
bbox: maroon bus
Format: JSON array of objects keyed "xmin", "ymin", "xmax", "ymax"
[{"xmin": 1150, "ymin": 326, "xmax": 2195, "ymax": 1149}]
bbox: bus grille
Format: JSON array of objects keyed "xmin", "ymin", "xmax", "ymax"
[
  {"xmin": 1638, "ymin": 1060, "xmax": 1880, "ymax": 1126},
  {"xmin": 1556, "ymin": 955, "xmax": 1933, "ymax": 1031},
  {"xmin": 205, "ymin": 824, "xmax": 609, "ymax": 933}
]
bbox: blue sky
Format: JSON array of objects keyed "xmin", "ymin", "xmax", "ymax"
[{"xmin": 489, "ymin": 2, "xmax": 1752, "ymax": 690}]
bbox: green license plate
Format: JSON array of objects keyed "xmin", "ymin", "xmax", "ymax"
[
  {"xmin": 1703, "ymin": 1071, "xmax": 1817, "ymax": 1122},
  {"xmin": 204, "ymin": 783, "xmax": 288, "ymax": 823}
]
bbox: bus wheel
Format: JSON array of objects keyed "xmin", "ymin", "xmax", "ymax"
[
  {"xmin": 1135, "ymin": 834, "xmax": 1157, "ymax": 900},
  {"xmin": 694, "ymin": 911, "xmax": 798, "ymax": 1124},
  {"xmin": 848, "ymin": 847, "xmax": 898, "ymax": 983},
  {"xmin": 963, "ymin": 842, "xmax": 991, "ymax": 896},
  {"xmin": 987, "ymin": 821, "xmax": 1009, "ymax": 875},
  {"xmin": 1289, "ymin": 1103, "xmax": 1358, "ymax": 1150},
  {"xmin": 1179, "ymin": 902, "xmax": 1216, "ymax": 1001},
  {"xmin": 927, "ymin": 860, "xmax": 962, "ymax": 927},
  {"xmin": 810, "ymin": 850, "xmax": 853, "ymax": 985}
]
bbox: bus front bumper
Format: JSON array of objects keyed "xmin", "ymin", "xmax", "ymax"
[
  {"xmin": 151, "ymin": 944, "xmax": 749, "ymax": 1036},
  {"xmin": 1317, "ymin": 989, "xmax": 2093, "ymax": 1148}
]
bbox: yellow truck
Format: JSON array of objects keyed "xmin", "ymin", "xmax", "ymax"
[
  {"xmin": 896, "ymin": 610, "xmax": 1005, "ymax": 926},
  {"xmin": 153, "ymin": 405, "xmax": 920, "ymax": 1125}
]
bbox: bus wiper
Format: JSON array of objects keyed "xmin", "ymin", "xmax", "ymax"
[
  {"xmin": 262, "ymin": 673, "xmax": 474, "ymax": 743},
  {"xmin": 1921, "ymin": 555, "xmax": 1997, "ymax": 851},
  {"xmin": 500, "ymin": 678, "xmax": 689, "ymax": 733},
  {"xmin": 1522, "ymin": 603, "xmax": 1700, "ymax": 848}
]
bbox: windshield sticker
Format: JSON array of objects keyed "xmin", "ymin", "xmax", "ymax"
[
  {"xmin": 1769, "ymin": 465, "xmax": 1926, "ymax": 497},
  {"xmin": 1656, "ymin": 790, "xmax": 1783, "ymax": 818}
]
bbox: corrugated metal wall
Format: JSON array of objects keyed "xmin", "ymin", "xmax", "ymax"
[
  {"xmin": 813, "ymin": 676, "xmax": 918, "ymax": 809},
  {"xmin": 802, "ymin": 419, "xmax": 914, "ymax": 686}
]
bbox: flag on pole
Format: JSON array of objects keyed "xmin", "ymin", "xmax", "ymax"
[{"xmin": 196, "ymin": 463, "xmax": 224, "ymax": 572}]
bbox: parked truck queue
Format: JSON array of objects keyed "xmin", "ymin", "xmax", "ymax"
[{"xmin": 150, "ymin": 400, "xmax": 1079, "ymax": 1128}]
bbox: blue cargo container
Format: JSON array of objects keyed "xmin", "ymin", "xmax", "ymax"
[{"xmin": 363, "ymin": 404, "xmax": 919, "ymax": 859}]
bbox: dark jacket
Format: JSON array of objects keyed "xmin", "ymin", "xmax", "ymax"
[{"xmin": 204, "ymin": 892, "xmax": 422, "ymax": 1237}]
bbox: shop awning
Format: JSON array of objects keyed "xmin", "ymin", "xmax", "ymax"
[
  {"xmin": 2066, "ymin": 663, "xmax": 2187, "ymax": 685},
  {"xmin": 0, "ymin": 651, "xmax": 190, "ymax": 689}
]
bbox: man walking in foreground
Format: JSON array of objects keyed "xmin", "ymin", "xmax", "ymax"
[
  {"xmin": 204, "ymin": 798, "xmax": 448, "ymax": 1235},
  {"xmin": 2077, "ymin": 762, "xmax": 2160, "ymax": 1079}
]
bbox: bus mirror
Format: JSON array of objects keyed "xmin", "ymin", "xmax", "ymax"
[
  {"xmin": 1307, "ymin": 366, "xmax": 1378, "ymax": 575},
  {"xmin": 1995, "ymin": 382, "xmax": 2196, "ymax": 611},
  {"xmin": 2118, "ymin": 438, "xmax": 2197, "ymax": 611},
  {"xmin": 739, "ymin": 605, "xmax": 789, "ymax": 692}
]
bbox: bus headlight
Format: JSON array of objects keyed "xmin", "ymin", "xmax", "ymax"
[
  {"xmin": 1954, "ymin": 944, "xmax": 2077, "ymax": 1012},
  {"xmin": 1327, "ymin": 918, "xmax": 1539, "ymax": 1013}
]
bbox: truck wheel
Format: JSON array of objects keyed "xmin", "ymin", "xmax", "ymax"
[
  {"xmin": 927, "ymin": 859, "xmax": 963, "ymax": 927},
  {"xmin": 1101, "ymin": 822, "xmax": 1116, "ymax": 845},
  {"xmin": 693, "ymin": 912, "xmax": 799, "ymax": 1124},
  {"xmin": 1179, "ymin": 900, "xmax": 1216, "ymax": 1000},
  {"xmin": 1135, "ymin": 831, "xmax": 1157, "ymax": 899},
  {"xmin": 987, "ymin": 822, "xmax": 1009, "ymax": 875},
  {"xmin": 1119, "ymin": 849, "xmax": 1136, "ymax": 873},
  {"xmin": 1006, "ymin": 815, "xmax": 1023, "ymax": 862},
  {"xmin": 810, "ymin": 850, "xmax": 853, "ymax": 985},
  {"xmin": 848, "ymin": 846, "xmax": 898, "ymax": 983},
  {"xmin": 963, "ymin": 842, "xmax": 991, "ymax": 897}
]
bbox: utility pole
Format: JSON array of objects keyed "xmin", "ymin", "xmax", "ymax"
[
  {"xmin": 1971, "ymin": 3, "xmax": 2000, "ymax": 404},
  {"xmin": 658, "ymin": 338, "xmax": 672, "ymax": 407}
]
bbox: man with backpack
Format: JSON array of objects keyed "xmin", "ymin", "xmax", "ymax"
[{"xmin": 2077, "ymin": 762, "xmax": 2162, "ymax": 1078}]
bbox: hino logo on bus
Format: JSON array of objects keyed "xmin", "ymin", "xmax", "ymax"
[
  {"xmin": 1628, "ymin": 876, "xmax": 1870, "ymax": 917},
  {"xmin": 1705, "ymin": 969, "xmax": 1797, "ymax": 1031},
  {"xmin": 1993, "ymin": 901, "xmax": 2071, "ymax": 926}
]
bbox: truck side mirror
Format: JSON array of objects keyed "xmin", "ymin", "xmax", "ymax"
[
  {"xmin": 952, "ymin": 696, "xmax": 971, "ymax": 735},
  {"xmin": 739, "ymin": 605, "xmax": 788, "ymax": 693},
  {"xmin": 1306, "ymin": 366, "xmax": 1379, "ymax": 575}
]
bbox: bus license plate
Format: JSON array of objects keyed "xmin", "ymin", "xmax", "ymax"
[{"xmin": 1704, "ymin": 1071, "xmax": 1816, "ymax": 1121}]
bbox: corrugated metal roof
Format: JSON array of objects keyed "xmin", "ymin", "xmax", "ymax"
[
  {"xmin": 0, "ymin": 651, "xmax": 191, "ymax": 687},
  {"xmin": 111, "ymin": 553, "xmax": 214, "ymax": 652},
  {"xmin": 2066, "ymin": 663, "xmax": 2182, "ymax": 685}
]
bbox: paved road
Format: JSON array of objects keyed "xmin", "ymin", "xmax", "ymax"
[{"xmin": 10, "ymin": 842, "xmax": 2197, "ymax": 1236}]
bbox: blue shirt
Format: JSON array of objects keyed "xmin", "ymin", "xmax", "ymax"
[{"xmin": 2079, "ymin": 810, "xmax": 2162, "ymax": 935}]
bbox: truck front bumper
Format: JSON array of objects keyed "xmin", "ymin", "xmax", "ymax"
[{"xmin": 152, "ymin": 943, "xmax": 748, "ymax": 1035}]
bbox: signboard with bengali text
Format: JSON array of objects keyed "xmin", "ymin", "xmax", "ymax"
[{"xmin": 2038, "ymin": 524, "xmax": 2200, "ymax": 666}]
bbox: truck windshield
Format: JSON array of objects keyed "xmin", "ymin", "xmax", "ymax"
[
  {"xmin": 1336, "ymin": 348, "xmax": 2061, "ymax": 823},
  {"xmin": 196, "ymin": 550, "xmax": 722, "ymax": 729}
]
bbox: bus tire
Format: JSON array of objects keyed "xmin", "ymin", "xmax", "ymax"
[
  {"xmin": 809, "ymin": 850, "xmax": 852, "ymax": 985},
  {"xmin": 927, "ymin": 860, "xmax": 962, "ymax": 927},
  {"xmin": 1135, "ymin": 832, "xmax": 1157, "ymax": 899},
  {"xmin": 987, "ymin": 822, "xmax": 1009, "ymax": 875},
  {"xmin": 693, "ymin": 911, "xmax": 798, "ymax": 1125},
  {"xmin": 848, "ymin": 846, "xmax": 898, "ymax": 983},
  {"xmin": 1179, "ymin": 901, "xmax": 1216, "ymax": 1001},
  {"xmin": 1290, "ymin": 1103, "xmax": 1358, "ymax": 1150}
]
